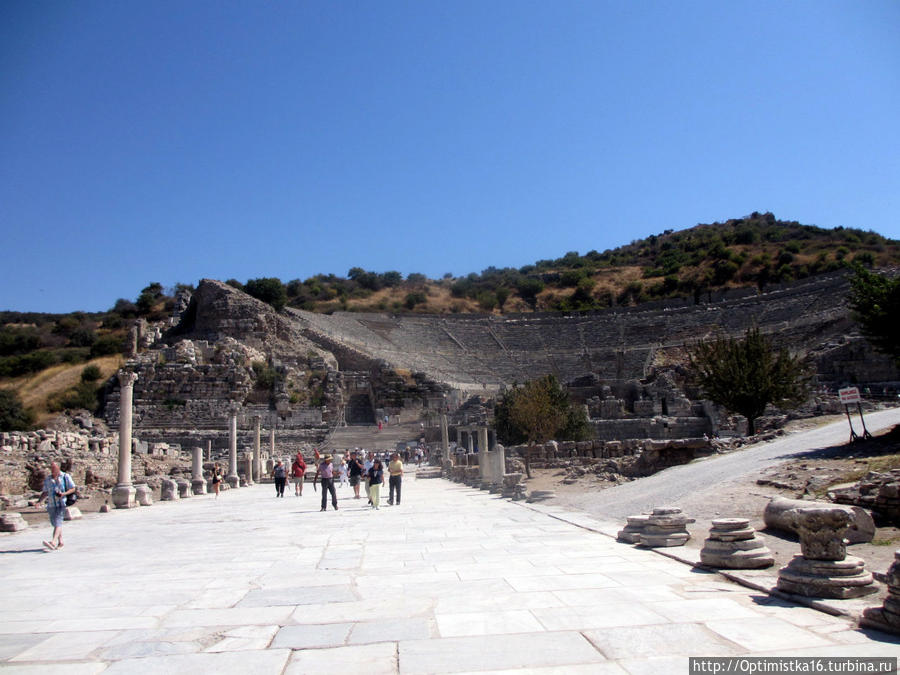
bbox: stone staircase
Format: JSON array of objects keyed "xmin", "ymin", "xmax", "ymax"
[{"xmin": 318, "ymin": 421, "xmax": 423, "ymax": 452}]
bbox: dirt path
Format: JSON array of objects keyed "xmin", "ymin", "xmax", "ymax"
[{"xmin": 529, "ymin": 407, "xmax": 900, "ymax": 576}]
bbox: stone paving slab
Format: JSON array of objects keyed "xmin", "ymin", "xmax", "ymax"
[{"xmin": 0, "ymin": 471, "xmax": 898, "ymax": 672}]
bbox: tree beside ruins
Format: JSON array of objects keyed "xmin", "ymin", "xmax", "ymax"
[
  {"xmin": 689, "ymin": 326, "xmax": 809, "ymax": 436},
  {"xmin": 494, "ymin": 375, "xmax": 591, "ymax": 477},
  {"xmin": 849, "ymin": 265, "xmax": 900, "ymax": 365},
  {"xmin": 244, "ymin": 277, "xmax": 288, "ymax": 312}
]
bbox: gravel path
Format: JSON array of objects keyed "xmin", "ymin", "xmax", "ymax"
[{"xmin": 563, "ymin": 407, "xmax": 900, "ymax": 521}]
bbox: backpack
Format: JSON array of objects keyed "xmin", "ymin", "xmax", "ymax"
[{"xmin": 63, "ymin": 473, "xmax": 78, "ymax": 506}]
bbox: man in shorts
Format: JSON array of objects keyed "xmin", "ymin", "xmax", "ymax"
[
  {"xmin": 347, "ymin": 450, "xmax": 364, "ymax": 499},
  {"xmin": 38, "ymin": 462, "xmax": 75, "ymax": 551}
]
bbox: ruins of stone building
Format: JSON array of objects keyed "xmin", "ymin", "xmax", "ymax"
[{"xmin": 102, "ymin": 272, "xmax": 899, "ymax": 450}]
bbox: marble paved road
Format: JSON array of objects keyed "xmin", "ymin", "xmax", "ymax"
[{"xmin": 1, "ymin": 472, "xmax": 898, "ymax": 674}]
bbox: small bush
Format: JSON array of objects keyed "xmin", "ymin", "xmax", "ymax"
[
  {"xmin": 81, "ymin": 365, "xmax": 102, "ymax": 382},
  {"xmin": 0, "ymin": 390, "xmax": 34, "ymax": 431},
  {"xmin": 90, "ymin": 335, "xmax": 124, "ymax": 357},
  {"xmin": 47, "ymin": 381, "xmax": 99, "ymax": 413}
]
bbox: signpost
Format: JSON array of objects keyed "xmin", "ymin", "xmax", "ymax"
[{"xmin": 838, "ymin": 386, "xmax": 872, "ymax": 442}]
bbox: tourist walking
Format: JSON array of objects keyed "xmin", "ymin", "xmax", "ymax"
[
  {"xmin": 367, "ymin": 458, "xmax": 384, "ymax": 509},
  {"xmin": 291, "ymin": 452, "xmax": 306, "ymax": 496},
  {"xmin": 314, "ymin": 454, "xmax": 338, "ymax": 511},
  {"xmin": 38, "ymin": 461, "xmax": 75, "ymax": 551},
  {"xmin": 338, "ymin": 456, "xmax": 349, "ymax": 488},
  {"xmin": 363, "ymin": 451, "xmax": 375, "ymax": 504},
  {"xmin": 388, "ymin": 452, "xmax": 403, "ymax": 505},
  {"xmin": 348, "ymin": 451, "xmax": 364, "ymax": 499},
  {"xmin": 211, "ymin": 464, "xmax": 222, "ymax": 498},
  {"xmin": 273, "ymin": 460, "xmax": 287, "ymax": 497}
]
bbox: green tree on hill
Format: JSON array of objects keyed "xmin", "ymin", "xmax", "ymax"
[
  {"xmin": 244, "ymin": 277, "xmax": 288, "ymax": 312},
  {"xmin": 0, "ymin": 390, "xmax": 34, "ymax": 431},
  {"xmin": 689, "ymin": 326, "xmax": 809, "ymax": 436},
  {"xmin": 849, "ymin": 265, "xmax": 900, "ymax": 365}
]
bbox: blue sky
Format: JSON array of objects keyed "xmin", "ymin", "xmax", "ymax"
[{"xmin": 2, "ymin": 1, "xmax": 899, "ymax": 313}]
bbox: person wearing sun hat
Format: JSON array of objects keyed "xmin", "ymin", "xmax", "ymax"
[{"xmin": 313, "ymin": 453, "xmax": 338, "ymax": 511}]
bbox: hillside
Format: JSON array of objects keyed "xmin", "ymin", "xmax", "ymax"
[
  {"xmin": 2, "ymin": 213, "xmax": 898, "ymax": 429},
  {"xmin": 248, "ymin": 212, "xmax": 900, "ymax": 314}
]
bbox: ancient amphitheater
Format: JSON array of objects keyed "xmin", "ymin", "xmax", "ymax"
[{"xmin": 289, "ymin": 270, "xmax": 897, "ymax": 393}]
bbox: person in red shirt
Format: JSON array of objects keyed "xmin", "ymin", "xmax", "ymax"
[{"xmin": 291, "ymin": 452, "xmax": 306, "ymax": 497}]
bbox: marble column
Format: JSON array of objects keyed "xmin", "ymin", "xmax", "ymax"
[
  {"xmin": 192, "ymin": 446, "xmax": 206, "ymax": 494},
  {"xmin": 478, "ymin": 426, "xmax": 490, "ymax": 488},
  {"xmin": 269, "ymin": 427, "xmax": 275, "ymax": 470},
  {"xmin": 226, "ymin": 404, "xmax": 240, "ymax": 488},
  {"xmin": 253, "ymin": 416, "xmax": 261, "ymax": 482},
  {"xmin": 206, "ymin": 439, "xmax": 212, "ymax": 463},
  {"xmin": 112, "ymin": 371, "xmax": 138, "ymax": 509},
  {"xmin": 440, "ymin": 413, "xmax": 450, "ymax": 462},
  {"xmin": 243, "ymin": 456, "xmax": 254, "ymax": 486}
]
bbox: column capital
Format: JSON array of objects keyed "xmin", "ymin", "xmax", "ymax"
[
  {"xmin": 117, "ymin": 370, "xmax": 138, "ymax": 387},
  {"xmin": 228, "ymin": 402, "xmax": 242, "ymax": 416}
]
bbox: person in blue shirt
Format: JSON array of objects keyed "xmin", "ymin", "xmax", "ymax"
[{"xmin": 38, "ymin": 462, "xmax": 75, "ymax": 551}]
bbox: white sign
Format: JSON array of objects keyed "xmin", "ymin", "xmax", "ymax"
[{"xmin": 839, "ymin": 387, "xmax": 861, "ymax": 405}]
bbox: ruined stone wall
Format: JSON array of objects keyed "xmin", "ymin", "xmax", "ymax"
[{"xmin": 0, "ymin": 429, "xmax": 191, "ymax": 496}]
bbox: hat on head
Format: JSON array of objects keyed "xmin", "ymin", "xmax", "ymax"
[{"xmin": 324, "ymin": 454, "xmax": 333, "ymax": 461}]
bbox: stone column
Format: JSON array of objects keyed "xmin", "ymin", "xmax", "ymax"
[
  {"xmin": 478, "ymin": 426, "xmax": 490, "ymax": 488},
  {"xmin": 439, "ymin": 413, "xmax": 449, "ymax": 462},
  {"xmin": 192, "ymin": 447, "xmax": 206, "ymax": 494},
  {"xmin": 226, "ymin": 404, "xmax": 240, "ymax": 488},
  {"xmin": 253, "ymin": 416, "xmax": 261, "ymax": 481},
  {"xmin": 206, "ymin": 439, "xmax": 212, "ymax": 463},
  {"xmin": 243, "ymin": 456, "xmax": 254, "ymax": 486},
  {"xmin": 112, "ymin": 370, "xmax": 138, "ymax": 509},
  {"xmin": 269, "ymin": 427, "xmax": 275, "ymax": 474}
]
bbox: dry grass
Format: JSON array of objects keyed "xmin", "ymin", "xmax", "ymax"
[{"xmin": 1, "ymin": 355, "xmax": 123, "ymax": 424}]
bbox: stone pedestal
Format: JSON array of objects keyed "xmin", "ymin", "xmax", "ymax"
[
  {"xmin": 63, "ymin": 506, "xmax": 83, "ymax": 521},
  {"xmin": 0, "ymin": 512, "xmax": 28, "ymax": 532},
  {"xmin": 501, "ymin": 473, "xmax": 526, "ymax": 500},
  {"xmin": 112, "ymin": 485, "xmax": 136, "ymax": 510},
  {"xmin": 160, "ymin": 479, "xmax": 179, "ymax": 501},
  {"xmin": 700, "ymin": 518, "xmax": 774, "ymax": 569},
  {"xmin": 99, "ymin": 503, "xmax": 111, "ymax": 513},
  {"xmin": 776, "ymin": 506, "xmax": 876, "ymax": 599},
  {"xmin": 135, "ymin": 483, "xmax": 153, "ymax": 506},
  {"xmin": 177, "ymin": 479, "xmax": 191, "ymax": 498},
  {"xmin": 863, "ymin": 549, "xmax": 900, "ymax": 633},
  {"xmin": 617, "ymin": 515, "xmax": 650, "ymax": 544},
  {"xmin": 638, "ymin": 507, "xmax": 694, "ymax": 547}
]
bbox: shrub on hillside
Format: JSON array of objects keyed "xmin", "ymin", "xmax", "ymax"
[
  {"xmin": 90, "ymin": 335, "xmax": 124, "ymax": 358},
  {"xmin": 0, "ymin": 390, "xmax": 34, "ymax": 431},
  {"xmin": 47, "ymin": 381, "xmax": 100, "ymax": 413}
]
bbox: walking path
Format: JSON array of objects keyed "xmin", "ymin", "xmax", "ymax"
[{"xmin": 1, "ymin": 469, "xmax": 898, "ymax": 674}]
